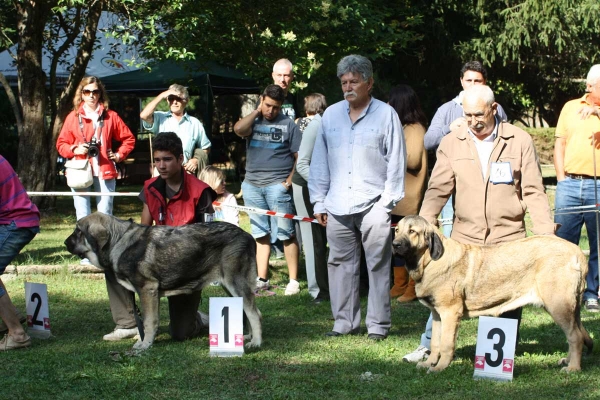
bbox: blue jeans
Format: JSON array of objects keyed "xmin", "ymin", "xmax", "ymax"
[
  {"xmin": 0, "ymin": 222, "xmax": 39, "ymax": 296},
  {"xmin": 72, "ymin": 177, "xmax": 116, "ymax": 221},
  {"xmin": 242, "ymin": 181, "xmax": 295, "ymax": 240},
  {"xmin": 440, "ymin": 195, "xmax": 453, "ymax": 237},
  {"xmin": 554, "ymin": 177, "xmax": 599, "ymax": 301}
]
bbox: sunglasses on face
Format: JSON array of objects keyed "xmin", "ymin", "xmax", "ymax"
[
  {"xmin": 82, "ymin": 89, "xmax": 100, "ymax": 96},
  {"xmin": 167, "ymin": 95, "xmax": 185, "ymax": 103}
]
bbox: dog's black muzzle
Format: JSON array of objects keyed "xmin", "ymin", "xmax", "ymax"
[
  {"xmin": 64, "ymin": 231, "xmax": 84, "ymax": 259},
  {"xmin": 392, "ymin": 238, "xmax": 410, "ymax": 256}
]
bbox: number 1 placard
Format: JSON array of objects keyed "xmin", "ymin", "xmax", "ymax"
[
  {"xmin": 209, "ymin": 297, "xmax": 244, "ymax": 357},
  {"xmin": 25, "ymin": 282, "xmax": 52, "ymax": 339},
  {"xmin": 473, "ymin": 316, "xmax": 518, "ymax": 381}
]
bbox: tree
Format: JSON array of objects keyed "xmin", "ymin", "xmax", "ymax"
[
  {"xmin": 459, "ymin": 0, "xmax": 600, "ymax": 126},
  {"xmin": 150, "ymin": 0, "xmax": 425, "ymax": 100},
  {"xmin": 2, "ymin": 0, "xmax": 431, "ymax": 197},
  {"xmin": 0, "ymin": 0, "xmax": 188, "ymax": 196}
]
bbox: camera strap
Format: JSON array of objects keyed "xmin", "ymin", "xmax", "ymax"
[{"xmin": 77, "ymin": 111, "xmax": 104, "ymax": 143}]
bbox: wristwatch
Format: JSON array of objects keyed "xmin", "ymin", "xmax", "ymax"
[{"xmin": 283, "ymin": 181, "xmax": 291, "ymax": 188}]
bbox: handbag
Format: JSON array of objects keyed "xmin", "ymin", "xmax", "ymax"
[{"xmin": 64, "ymin": 159, "xmax": 93, "ymax": 189}]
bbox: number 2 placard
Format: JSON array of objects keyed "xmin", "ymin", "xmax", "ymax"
[
  {"xmin": 473, "ymin": 316, "xmax": 518, "ymax": 381},
  {"xmin": 25, "ymin": 282, "xmax": 52, "ymax": 339},
  {"xmin": 209, "ymin": 297, "xmax": 244, "ymax": 357}
]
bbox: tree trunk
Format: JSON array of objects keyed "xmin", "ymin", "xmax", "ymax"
[{"xmin": 14, "ymin": 1, "xmax": 53, "ymax": 197}]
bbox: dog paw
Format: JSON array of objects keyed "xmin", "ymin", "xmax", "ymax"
[
  {"xmin": 427, "ymin": 366, "xmax": 446, "ymax": 374},
  {"xmin": 245, "ymin": 338, "xmax": 262, "ymax": 349},
  {"xmin": 558, "ymin": 357, "xmax": 568, "ymax": 367},
  {"xmin": 132, "ymin": 340, "xmax": 152, "ymax": 351},
  {"xmin": 560, "ymin": 365, "xmax": 581, "ymax": 373},
  {"xmin": 416, "ymin": 361, "xmax": 432, "ymax": 370}
]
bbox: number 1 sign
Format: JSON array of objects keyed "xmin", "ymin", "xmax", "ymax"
[
  {"xmin": 473, "ymin": 316, "xmax": 518, "ymax": 381},
  {"xmin": 209, "ymin": 297, "xmax": 244, "ymax": 357},
  {"xmin": 25, "ymin": 282, "xmax": 52, "ymax": 339}
]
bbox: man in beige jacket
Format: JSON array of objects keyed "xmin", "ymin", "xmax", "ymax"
[{"xmin": 403, "ymin": 84, "xmax": 555, "ymax": 362}]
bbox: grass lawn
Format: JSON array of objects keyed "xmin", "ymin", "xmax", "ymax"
[{"xmin": 2, "ymin": 181, "xmax": 600, "ymax": 399}]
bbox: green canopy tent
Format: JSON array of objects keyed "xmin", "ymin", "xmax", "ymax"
[
  {"xmin": 101, "ymin": 60, "xmax": 260, "ymax": 131},
  {"xmin": 101, "ymin": 60, "xmax": 259, "ymax": 181}
]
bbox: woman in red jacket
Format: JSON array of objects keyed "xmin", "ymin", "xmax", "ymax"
[
  {"xmin": 57, "ymin": 76, "xmax": 135, "ymax": 264},
  {"xmin": 57, "ymin": 76, "xmax": 135, "ymax": 219}
]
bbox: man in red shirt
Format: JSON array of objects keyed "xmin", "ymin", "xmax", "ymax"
[{"xmin": 103, "ymin": 132, "xmax": 216, "ymax": 342}]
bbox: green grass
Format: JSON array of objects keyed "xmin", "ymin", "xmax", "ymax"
[
  {"xmin": 3, "ymin": 182, "xmax": 600, "ymax": 399},
  {"xmin": 3, "ymin": 273, "xmax": 600, "ymax": 399}
]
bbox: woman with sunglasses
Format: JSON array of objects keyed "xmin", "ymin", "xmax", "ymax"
[{"xmin": 57, "ymin": 76, "xmax": 135, "ymax": 259}]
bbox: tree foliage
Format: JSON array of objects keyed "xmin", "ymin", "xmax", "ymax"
[
  {"xmin": 460, "ymin": 0, "xmax": 600, "ymax": 126},
  {"xmin": 149, "ymin": 0, "xmax": 425, "ymax": 98}
]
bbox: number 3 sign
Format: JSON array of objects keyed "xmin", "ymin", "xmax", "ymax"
[
  {"xmin": 25, "ymin": 282, "xmax": 52, "ymax": 339},
  {"xmin": 209, "ymin": 297, "xmax": 244, "ymax": 357},
  {"xmin": 473, "ymin": 316, "xmax": 518, "ymax": 381}
]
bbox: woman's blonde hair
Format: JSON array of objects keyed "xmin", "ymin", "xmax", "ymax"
[
  {"xmin": 73, "ymin": 76, "xmax": 109, "ymax": 111},
  {"xmin": 198, "ymin": 166, "xmax": 227, "ymax": 200}
]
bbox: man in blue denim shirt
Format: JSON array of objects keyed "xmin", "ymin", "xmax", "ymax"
[{"xmin": 309, "ymin": 54, "xmax": 406, "ymax": 341}]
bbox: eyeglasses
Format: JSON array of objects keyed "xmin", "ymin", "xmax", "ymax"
[
  {"xmin": 464, "ymin": 108, "xmax": 491, "ymax": 122},
  {"xmin": 167, "ymin": 95, "xmax": 185, "ymax": 103},
  {"xmin": 82, "ymin": 89, "xmax": 100, "ymax": 96}
]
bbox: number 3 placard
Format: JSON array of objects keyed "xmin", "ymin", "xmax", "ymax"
[
  {"xmin": 473, "ymin": 316, "xmax": 518, "ymax": 381},
  {"xmin": 209, "ymin": 297, "xmax": 244, "ymax": 357},
  {"xmin": 25, "ymin": 282, "xmax": 52, "ymax": 339}
]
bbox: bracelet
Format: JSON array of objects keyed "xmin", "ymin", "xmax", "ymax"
[{"xmin": 283, "ymin": 181, "xmax": 290, "ymax": 188}]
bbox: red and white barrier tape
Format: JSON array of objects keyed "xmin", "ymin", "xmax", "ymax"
[
  {"xmin": 27, "ymin": 191, "xmax": 139, "ymax": 197},
  {"xmin": 27, "ymin": 191, "xmax": 600, "ymax": 221},
  {"xmin": 213, "ymin": 201, "xmax": 318, "ymax": 224}
]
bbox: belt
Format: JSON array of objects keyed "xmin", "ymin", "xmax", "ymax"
[{"xmin": 566, "ymin": 173, "xmax": 597, "ymax": 180}]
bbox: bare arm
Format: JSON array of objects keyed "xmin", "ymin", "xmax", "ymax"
[
  {"xmin": 140, "ymin": 89, "xmax": 179, "ymax": 124},
  {"xmin": 554, "ymin": 137, "xmax": 566, "ymax": 182},
  {"xmin": 234, "ymin": 97, "xmax": 262, "ymax": 137},
  {"xmin": 141, "ymin": 204, "xmax": 153, "ymax": 226}
]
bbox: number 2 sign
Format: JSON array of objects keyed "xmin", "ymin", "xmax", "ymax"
[
  {"xmin": 25, "ymin": 282, "xmax": 52, "ymax": 339},
  {"xmin": 473, "ymin": 316, "xmax": 518, "ymax": 381},
  {"xmin": 209, "ymin": 297, "xmax": 244, "ymax": 357}
]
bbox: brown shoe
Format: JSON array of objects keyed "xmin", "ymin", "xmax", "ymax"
[
  {"xmin": 0, "ymin": 334, "xmax": 31, "ymax": 351},
  {"xmin": 397, "ymin": 277, "xmax": 417, "ymax": 302},
  {"xmin": 390, "ymin": 266, "xmax": 409, "ymax": 298}
]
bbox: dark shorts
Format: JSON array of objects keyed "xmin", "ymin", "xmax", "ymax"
[{"xmin": 0, "ymin": 222, "xmax": 39, "ymax": 296}]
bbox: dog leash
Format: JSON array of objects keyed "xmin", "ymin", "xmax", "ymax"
[{"xmin": 130, "ymin": 292, "xmax": 145, "ymax": 341}]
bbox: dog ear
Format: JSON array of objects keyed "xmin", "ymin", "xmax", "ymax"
[
  {"xmin": 427, "ymin": 230, "xmax": 444, "ymax": 261},
  {"xmin": 87, "ymin": 222, "xmax": 110, "ymax": 250}
]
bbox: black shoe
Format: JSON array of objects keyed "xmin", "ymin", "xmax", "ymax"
[
  {"xmin": 313, "ymin": 296, "xmax": 329, "ymax": 305},
  {"xmin": 367, "ymin": 333, "xmax": 387, "ymax": 341},
  {"xmin": 325, "ymin": 328, "xmax": 360, "ymax": 337}
]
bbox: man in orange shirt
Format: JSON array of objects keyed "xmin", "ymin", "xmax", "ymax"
[{"xmin": 554, "ymin": 64, "xmax": 600, "ymax": 313}]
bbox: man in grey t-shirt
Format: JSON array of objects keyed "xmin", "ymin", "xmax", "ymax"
[{"xmin": 234, "ymin": 84, "xmax": 302, "ymax": 295}]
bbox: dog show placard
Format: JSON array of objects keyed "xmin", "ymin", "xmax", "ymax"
[
  {"xmin": 209, "ymin": 297, "xmax": 244, "ymax": 357},
  {"xmin": 25, "ymin": 282, "xmax": 52, "ymax": 339},
  {"xmin": 473, "ymin": 316, "xmax": 518, "ymax": 381}
]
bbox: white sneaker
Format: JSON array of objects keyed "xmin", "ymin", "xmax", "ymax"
[
  {"xmin": 402, "ymin": 345, "xmax": 431, "ymax": 363},
  {"xmin": 585, "ymin": 298, "xmax": 600, "ymax": 313},
  {"xmin": 284, "ymin": 280, "xmax": 300, "ymax": 295},
  {"xmin": 103, "ymin": 328, "xmax": 139, "ymax": 341},
  {"xmin": 256, "ymin": 278, "xmax": 270, "ymax": 290},
  {"xmin": 80, "ymin": 258, "xmax": 92, "ymax": 266}
]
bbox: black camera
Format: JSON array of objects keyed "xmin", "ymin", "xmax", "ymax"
[{"xmin": 87, "ymin": 138, "xmax": 100, "ymax": 157}]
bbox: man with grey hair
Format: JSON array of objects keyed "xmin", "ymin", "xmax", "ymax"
[
  {"xmin": 140, "ymin": 84, "xmax": 212, "ymax": 176},
  {"xmin": 554, "ymin": 64, "xmax": 600, "ymax": 313},
  {"xmin": 403, "ymin": 84, "xmax": 554, "ymax": 362},
  {"xmin": 272, "ymin": 58, "xmax": 297, "ymax": 120},
  {"xmin": 309, "ymin": 54, "xmax": 406, "ymax": 341}
]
